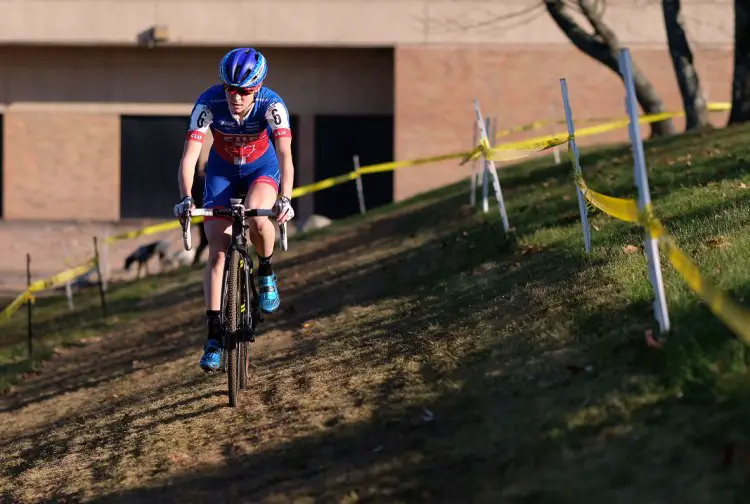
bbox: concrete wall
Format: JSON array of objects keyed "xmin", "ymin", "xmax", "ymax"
[{"xmin": 0, "ymin": 0, "xmax": 733, "ymax": 47}]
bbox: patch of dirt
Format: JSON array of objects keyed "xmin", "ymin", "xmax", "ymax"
[{"xmin": 0, "ymin": 198, "xmax": 476, "ymax": 503}]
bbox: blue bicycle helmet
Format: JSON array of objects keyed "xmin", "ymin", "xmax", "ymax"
[{"xmin": 219, "ymin": 48, "xmax": 267, "ymax": 89}]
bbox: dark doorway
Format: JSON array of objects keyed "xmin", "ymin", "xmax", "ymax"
[
  {"xmin": 313, "ymin": 115, "xmax": 394, "ymax": 220},
  {"xmin": 288, "ymin": 114, "xmax": 300, "ymax": 214},
  {"xmin": 121, "ymin": 114, "xmax": 301, "ymax": 219},
  {"xmin": 120, "ymin": 115, "xmax": 189, "ymax": 219}
]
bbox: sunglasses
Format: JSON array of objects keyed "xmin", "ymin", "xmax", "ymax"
[{"xmin": 224, "ymin": 84, "xmax": 258, "ymax": 96}]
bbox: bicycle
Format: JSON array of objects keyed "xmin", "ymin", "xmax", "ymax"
[{"xmin": 181, "ymin": 197, "xmax": 288, "ymax": 407}]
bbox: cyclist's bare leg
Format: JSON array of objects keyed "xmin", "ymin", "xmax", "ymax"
[
  {"xmin": 245, "ymin": 182, "xmax": 277, "ymax": 256},
  {"xmin": 204, "ymin": 218, "xmax": 232, "ymax": 310},
  {"xmin": 245, "ymin": 181, "xmax": 281, "ymax": 313},
  {"xmin": 198, "ymin": 217, "xmax": 232, "ymax": 371}
]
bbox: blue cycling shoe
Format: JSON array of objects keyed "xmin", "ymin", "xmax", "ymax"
[
  {"xmin": 199, "ymin": 338, "xmax": 223, "ymax": 372},
  {"xmin": 259, "ymin": 274, "xmax": 280, "ymax": 313}
]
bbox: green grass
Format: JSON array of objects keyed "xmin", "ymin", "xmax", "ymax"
[{"xmin": 497, "ymin": 125, "xmax": 750, "ymax": 387}]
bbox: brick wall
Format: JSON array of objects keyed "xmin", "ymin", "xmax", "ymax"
[
  {"xmin": 394, "ymin": 45, "xmax": 733, "ymax": 201},
  {"xmin": 3, "ymin": 110, "xmax": 120, "ymax": 220}
]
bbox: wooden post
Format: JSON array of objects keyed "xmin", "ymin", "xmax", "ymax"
[
  {"xmin": 93, "ymin": 237, "xmax": 107, "ymax": 319},
  {"xmin": 26, "ymin": 253, "xmax": 33, "ymax": 359}
]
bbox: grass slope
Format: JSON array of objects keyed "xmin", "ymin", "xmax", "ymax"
[{"xmin": 1, "ymin": 124, "xmax": 750, "ymax": 502}]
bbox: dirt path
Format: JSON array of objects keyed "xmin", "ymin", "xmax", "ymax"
[{"xmin": 0, "ymin": 195, "xmax": 477, "ymax": 503}]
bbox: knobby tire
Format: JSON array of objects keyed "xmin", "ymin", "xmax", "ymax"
[{"xmin": 225, "ymin": 249, "xmax": 241, "ymax": 407}]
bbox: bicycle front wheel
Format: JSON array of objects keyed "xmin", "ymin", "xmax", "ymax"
[{"xmin": 224, "ymin": 249, "xmax": 241, "ymax": 407}]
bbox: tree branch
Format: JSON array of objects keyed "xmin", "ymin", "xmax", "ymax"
[
  {"xmin": 662, "ymin": 0, "xmax": 709, "ymax": 130},
  {"xmin": 544, "ymin": 0, "xmax": 675, "ymax": 136}
]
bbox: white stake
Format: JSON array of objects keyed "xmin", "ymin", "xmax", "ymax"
[
  {"xmin": 470, "ymin": 121, "xmax": 478, "ymax": 206},
  {"xmin": 559, "ymin": 78, "xmax": 593, "ymax": 253},
  {"xmin": 473, "ymin": 99, "xmax": 510, "ymax": 233},
  {"xmin": 482, "ymin": 116, "xmax": 490, "ymax": 213},
  {"xmin": 618, "ymin": 47, "xmax": 671, "ymax": 334}
]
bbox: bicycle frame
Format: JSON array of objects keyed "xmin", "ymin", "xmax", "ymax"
[
  {"xmin": 180, "ymin": 199, "xmax": 288, "ymax": 405},
  {"xmin": 181, "ymin": 198, "xmax": 288, "ymax": 344}
]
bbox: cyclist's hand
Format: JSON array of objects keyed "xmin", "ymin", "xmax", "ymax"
[
  {"xmin": 174, "ymin": 196, "xmax": 195, "ymax": 225},
  {"xmin": 273, "ymin": 196, "xmax": 294, "ymax": 224}
]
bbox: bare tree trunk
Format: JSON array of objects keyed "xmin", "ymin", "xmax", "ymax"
[
  {"xmin": 729, "ymin": 0, "xmax": 750, "ymax": 124},
  {"xmin": 544, "ymin": 0, "xmax": 676, "ymax": 137},
  {"xmin": 662, "ymin": 0, "xmax": 709, "ymax": 130}
]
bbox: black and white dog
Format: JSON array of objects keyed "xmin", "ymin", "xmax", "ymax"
[{"xmin": 123, "ymin": 240, "xmax": 171, "ymax": 278}]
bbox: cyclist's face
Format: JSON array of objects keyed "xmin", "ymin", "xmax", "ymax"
[{"xmin": 224, "ymin": 85, "xmax": 256, "ymax": 114}]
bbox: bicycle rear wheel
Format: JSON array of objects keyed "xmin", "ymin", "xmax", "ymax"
[
  {"xmin": 239, "ymin": 254, "xmax": 251, "ymax": 390},
  {"xmin": 224, "ymin": 249, "xmax": 241, "ymax": 407}
]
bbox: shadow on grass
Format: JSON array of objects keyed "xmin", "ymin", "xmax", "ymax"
[{"xmin": 85, "ymin": 250, "xmax": 750, "ymax": 503}]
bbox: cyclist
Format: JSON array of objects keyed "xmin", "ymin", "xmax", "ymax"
[{"xmin": 173, "ymin": 48, "xmax": 296, "ymax": 372}]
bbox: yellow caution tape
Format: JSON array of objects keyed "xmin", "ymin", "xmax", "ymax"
[
  {"xmin": 291, "ymin": 171, "xmax": 361, "ymax": 198},
  {"xmin": 566, "ymin": 141, "xmax": 750, "ymax": 345},
  {"xmin": 0, "ymin": 258, "xmax": 97, "ymax": 320},
  {"xmin": 292, "ymin": 150, "xmax": 475, "ymax": 198},
  {"xmin": 104, "ymin": 216, "xmax": 205, "ymax": 244},
  {"xmin": 0, "ymin": 103, "xmax": 736, "ymax": 322},
  {"xmin": 27, "ymin": 259, "xmax": 97, "ymax": 293},
  {"xmin": 575, "ymin": 174, "xmax": 639, "ymax": 223},
  {"xmin": 0, "ymin": 290, "xmax": 36, "ymax": 321},
  {"xmin": 357, "ymin": 150, "xmax": 471, "ymax": 175},
  {"xmin": 494, "ymin": 102, "xmax": 731, "ymax": 141},
  {"xmin": 659, "ymin": 232, "xmax": 750, "ymax": 344}
]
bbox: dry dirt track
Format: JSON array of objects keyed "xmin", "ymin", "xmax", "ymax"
[{"xmin": 1, "ymin": 194, "xmax": 487, "ymax": 503}]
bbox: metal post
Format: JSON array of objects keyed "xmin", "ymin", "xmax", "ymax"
[
  {"xmin": 93, "ymin": 236, "xmax": 108, "ymax": 319},
  {"xmin": 26, "ymin": 253, "xmax": 32, "ymax": 359},
  {"xmin": 482, "ymin": 116, "xmax": 490, "ymax": 213},
  {"xmin": 473, "ymin": 99, "xmax": 511, "ymax": 233},
  {"xmin": 618, "ymin": 47, "xmax": 671, "ymax": 334},
  {"xmin": 470, "ymin": 121, "xmax": 479, "ymax": 206},
  {"xmin": 560, "ymin": 78, "xmax": 593, "ymax": 253},
  {"xmin": 353, "ymin": 155, "xmax": 366, "ymax": 214}
]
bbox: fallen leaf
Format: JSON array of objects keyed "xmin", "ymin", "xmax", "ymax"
[
  {"xmin": 705, "ymin": 236, "xmax": 730, "ymax": 248},
  {"xmin": 623, "ymin": 244, "xmax": 639, "ymax": 254},
  {"xmin": 645, "ymin": 329, "xmax": 665, "ymax": 349},
  {"xmin": 740, "ymin": 182, "xmax": 748, "ymax": 189},
  {"xmin": 520, "ymin": 245, "xmax": 540, "ymax": 256}
]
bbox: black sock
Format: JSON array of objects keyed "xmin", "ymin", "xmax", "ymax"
[
  {"xmin": 258, "ymin": 253, "xmax": 273, "ymax": 276},
  {"xmin": 206, "ymin": 310, "xmax": 221, "ymax": 340}
]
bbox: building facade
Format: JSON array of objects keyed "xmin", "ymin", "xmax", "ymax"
[{"xmin": 0, "ymin": 0, "xmax": 735, "ymax": 221}]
